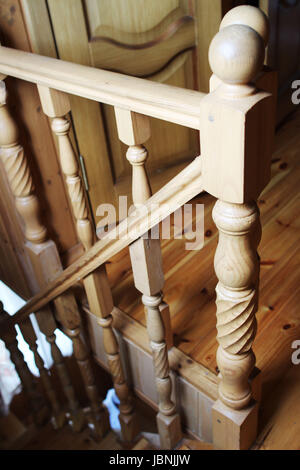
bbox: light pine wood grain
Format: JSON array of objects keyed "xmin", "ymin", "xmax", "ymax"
[
  {"xmin": 37, "ymin": 86, "xmax": 135, "ymax": 441},
  {"xmin": 115, "ymin": 109, "xmax": 181, "ymax": 449},
  {"xmin": 8, "ymin": 156, "xmax": 202, "ymax": 326},
  {"xmin": 0, "ymin": 46, "xmax": 205, "ymax": 129}
]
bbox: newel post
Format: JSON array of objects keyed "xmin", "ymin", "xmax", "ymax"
[{"xmin": 199, "ymin": 6, "xmax": 275, "ymax": 450}]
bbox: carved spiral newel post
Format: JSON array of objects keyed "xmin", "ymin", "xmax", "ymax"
[
  {"xmin": 37, "ymin": 85, "xmax": 139, "ymax": 442},
  {"xmin": 114, "ymin": 108, "xmax": 180, "ymax": 449},
  {"xmin": 199, "ymin": 6, "xmax": 274, "ymax": 450},
  {"xmin": 213, "ymin": 201, "xmax": 260, "ymax": 410}
]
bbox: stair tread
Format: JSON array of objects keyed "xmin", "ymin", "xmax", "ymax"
[
  {"xmin": 132, "ymin": 437, "xmax": 155, "ymax": 450},
  {"xmin": 179, "ymin": 438, "xmax": 213, "ymax": 451}
]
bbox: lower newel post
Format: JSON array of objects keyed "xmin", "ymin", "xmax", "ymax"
[{"xmin": 212, "ymin": 200, "xmax": 261, "ymax": 450}]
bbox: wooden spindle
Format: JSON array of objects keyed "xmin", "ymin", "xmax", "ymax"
[
  {"xmin": 200, "ymin": 6, "xmax": 274, "ymax": 449},
  {"xmin": 19, "ymin": 316, "xmax": 66, "ymax": 429},
  {"xmin": 47, "ymin": 327, "xmax": 87, "ymax": 432},
  {"xmin": 114, "ymin": 108, "xmax": 180, "ymax": 449},
  {"xmin": 54, "ymin": 291, "xmax": 109, "ymax": 438},
  {"xmin": 0, "ymin": 303, "xmax": 49, "ymax": 426},
  {"xmin": 0, "ymin": 82, "xmax": 47, "ymax": 244},
  {"xmin": 37, "ymin": 85, "xmax": 137, "ymax": 443},
  {"xmin": 36, "ymin": 307, "xmax": 86, "ymax": 432},
  {"xmin": 0, "ymin": 80, "xmax": 84, "ymax": 432}
]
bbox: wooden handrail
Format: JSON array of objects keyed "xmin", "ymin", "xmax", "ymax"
[
  {"xmin": 0, "ymin": 46, "xmax": 205, "ymax": 129},
  {"xmin": 5, "ymin": 156, "xmax": 202, "ymax": 328}
]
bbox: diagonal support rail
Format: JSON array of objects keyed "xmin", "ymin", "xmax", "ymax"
[{"xmin": 6, "ymin": 156, "xmax": 202, "ymax": 327}]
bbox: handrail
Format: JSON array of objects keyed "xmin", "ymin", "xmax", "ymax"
[
  {"xmin": 0, "ymin": 46, "xmax": 205, "ymax": 129},
  {"xmin": 5, "ymin": 156, "xmax": 202, "ymax": 328}
]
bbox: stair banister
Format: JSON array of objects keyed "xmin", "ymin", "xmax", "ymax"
[
  {"xmin": 114, "ymin": 108, "xmax": 181, "ymax": 449},
  {"xmin": 37, "ymin": 85, "xmax": 138, "ymax": 444},
  {"xmin": 0, "ymin": 80, "xmax": 108, "ymax": 437},
  {"xmin": 0, "ymin": 5, "xmax": 276, "ymax": 450},
  {"xmin": 5, "ymin": 156, "xmax": 203, "ymax": 328}
]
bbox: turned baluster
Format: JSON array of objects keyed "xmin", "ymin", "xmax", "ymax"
[
  {"xmin": 19, "ymin": 315, "xmax": 66, "ymax": 428},
  {"xmin": 0, "ymin": 303, "xmax": 49, "ymax": 425},
  {"xmin": 114, "ymin": 108, "xmax": 181, "ymax": 449},
  {"xmin": 37, "ymin": 85, "xmax": 137, "ymax": 442},
  {"xmin": 0, "ymin": 80, "xmax": 83, "ymax": 431},
  {"xmin": 38, "ymin": 308, "xmax": 86, "ymax": 432},
  {"xmin": 200, "ymin": 6, "xmax": 273, "ymax": 449},
  {"xmin": 54, "ymin": 291, "xmax": 109, "ymax": 438},
  {"xmin": 0, "ymin": 81, "xmax": 47, "ymax": 244}
]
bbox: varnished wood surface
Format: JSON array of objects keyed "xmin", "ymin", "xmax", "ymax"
[
  {"xmin": 7, "ymin": 156, "xmax": 203, "ymax": 326},
  {"xmin": 23, "ymin": 423, "xmax": 123, "ymax": 451},
  {"xmin": 0, "ymin": 46, "xmax": 205, "ymax": 130},
  {"xmin": 105, "ymin": 108, "xmax": 300, "ymax": 448},
  {"xmin": 15, "ymin": 110, "xmax": 300, "ymax": 451},
  {"xmin": 253, "ymin": 363, "xmax": 300, "ymax": 450},
  {"xmin": 108, "ymin": 108, "xmax": 299, "ymax": 359}
]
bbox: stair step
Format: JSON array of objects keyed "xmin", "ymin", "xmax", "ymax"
[
  {"xmin": 0, "ymin": 413, "xmax": 37, "ymax": 450},
  {"xmin": 132, "ymin": 437, "xmax": 155, "ymax": 450},
  {"xmin": 178, "ymin": 438, "xmax": 213, "ymax": 451}
]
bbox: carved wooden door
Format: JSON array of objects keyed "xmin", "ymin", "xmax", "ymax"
[{"xmin": 42, "ymin": 1, "xmax": 228, "ymax": 225}]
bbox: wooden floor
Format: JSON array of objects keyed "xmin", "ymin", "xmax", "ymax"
[{"xmin": 105, "ymin": 108, "xmax": 300, "ymax": 449}]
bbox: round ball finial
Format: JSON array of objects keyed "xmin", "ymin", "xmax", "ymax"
[
  {"xmin": 220, "ymin": 5, "xmax": 269, "ymax": 46},
  {"xmin": 209, "ymin": 24, "xmax": 265, "ymax": 85}
]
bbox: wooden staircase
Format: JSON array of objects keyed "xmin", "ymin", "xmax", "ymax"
[{"xmin": 0, "ymin": 5, "xmax": 291, "ymax": 451}]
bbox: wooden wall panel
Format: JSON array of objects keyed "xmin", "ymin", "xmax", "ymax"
[{"xmin": 86, "ymin": 307, "xmax": 216, "ymax": 441}]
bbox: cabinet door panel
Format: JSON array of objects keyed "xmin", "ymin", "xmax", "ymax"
[{"xmin": 47, "ymin": 0, "xmax": 200, "ymax": 224}]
